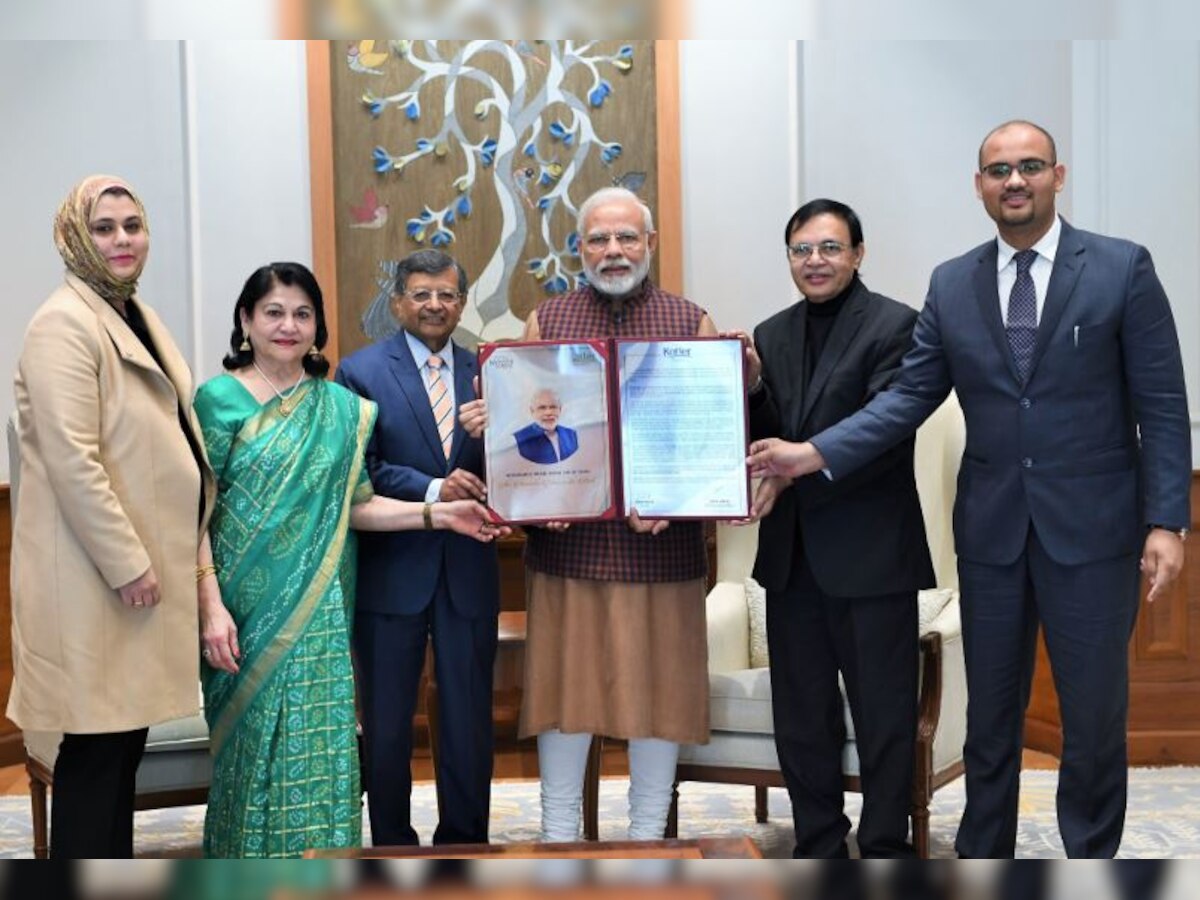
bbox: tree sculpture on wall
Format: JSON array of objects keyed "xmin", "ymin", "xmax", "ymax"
[{"xmin": 338, "ymin": 40, "xmax": 654, "ymax": 347}]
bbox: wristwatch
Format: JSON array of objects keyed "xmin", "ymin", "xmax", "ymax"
[{"xmin": 1149, "ymin": 524, "xmax": 1189, "ymax": 540}]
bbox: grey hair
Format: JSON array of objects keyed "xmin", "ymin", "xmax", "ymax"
[
  {"xmin": 575, "ymin": 187, "xmax": 654, "ymax": 234},
  {"xmin": 530, "ymin": 387, "xmax": 562, "ymax": 406},
  {"xmin": 392, "ymin": 249, "xmax": 469, "ymax": 297}
]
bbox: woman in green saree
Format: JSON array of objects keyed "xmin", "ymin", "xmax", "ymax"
[{"xmin": 194, "ymin": 262, "xmax": 499, "ymax": 858}]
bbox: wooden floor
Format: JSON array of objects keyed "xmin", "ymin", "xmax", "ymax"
[
  {"xmin": 0, "ymin": 762, "xmax": 27, "ymax": 796},
  {"xmin": 0, "ymin": 746, "xmax": 1060, "ymax": 797}
]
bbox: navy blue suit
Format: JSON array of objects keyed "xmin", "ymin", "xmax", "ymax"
[
  {"xmin": 813, "ymin": 220, "xmax": 1190, "ymax": 857},
  {"xmin": 513, "ymin": 422, "xmax": 579, "ymax": 464},
  {"xmin": 335, "ymin": 331, "xmax": 499, "ymax": 846}
]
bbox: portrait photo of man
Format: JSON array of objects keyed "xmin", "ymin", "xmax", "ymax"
[{"xmin": 513, "ymin": 388, "xmax": 579, "ymax": 464}]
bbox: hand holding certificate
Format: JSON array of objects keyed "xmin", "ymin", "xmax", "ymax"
[{"xmin": 478, "ymin": 337, "xmax": 750, "ymax": 524}]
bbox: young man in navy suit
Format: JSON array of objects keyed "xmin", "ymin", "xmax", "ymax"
[
  {"xmin": 749, "ymin": 121, "xmax": 1190, "ymax": 858},
  {"xmin": 335, "ymin": 250, "xmax": 499, "ymax": 847}
]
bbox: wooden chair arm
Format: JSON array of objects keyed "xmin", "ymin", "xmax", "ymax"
[{"xmin": 916, "ymin": 631, "xmax": 944, "ymax": 744}]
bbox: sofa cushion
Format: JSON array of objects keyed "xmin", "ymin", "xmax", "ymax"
[
  {"xmin": 918, "ymin": 587, "xmax": 956, "ymax": 633},
  {"xmin": 678, "ymin": 731, "xmax": 781, "ymax": 770},
  {"xmin": 679, "ymin": 730, "xmax": 863, "ymax": 777},
  {"xmin": 706, "ymin": 582, "xmax": 751, "ymax": 673},
  {"xmin": 722, "ymin": 583, "xmax": 957, "ymax": 676},
  {"xmin": 709, "ymin": 667, "xmax": 856, "ymax": 742},
  {"xmin": 143, "ymin": 713, "xmax": 210, "ymax": 753},
  {"xmin": 709, "ymin": 668, "xmax": 774, "ymax": 733},
  {"xmin": 24, "ymin": 713, "xmax": 210, "ymax": 768},
  {"xmin": 136, "ymin": 748, "xmax": 213, "ymax": 794},
  {"xmin": 745, "ymin": 577, "xmax": 769, "ymax": 669}
]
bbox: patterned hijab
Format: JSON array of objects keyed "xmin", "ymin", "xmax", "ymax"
[{"xmin": 52, "ymin": 174, "xmax": 150, "ymax": 305}]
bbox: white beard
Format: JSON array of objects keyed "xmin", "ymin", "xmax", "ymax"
[{"xmin": 585, "ymin": 252, "xmax": 651, "ymax": 298}]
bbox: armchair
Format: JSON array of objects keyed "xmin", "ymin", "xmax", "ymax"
[
  {"xmin": 7, "ymin": 412, "xmax": 211, "ymax": 858},
  {"xmin": 668, "ymin": 393, "xmax": 968, "ymax": 858}
]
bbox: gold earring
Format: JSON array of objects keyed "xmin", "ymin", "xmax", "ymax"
[
  {"xmin": 308, "ymin": 345, "xmax": 321, "ymax": 359},
  {"xmin": 240, "ymin": 338, "xmax": 250, "ymax": 352}
]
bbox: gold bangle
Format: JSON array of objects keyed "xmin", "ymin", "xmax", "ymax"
[
  {"xmin": 423, "ymin": 502, "xmax": 434, "ymax": 531},
  {"xmin": 195, "ymin": 564, "xmax": 218, "ymax": 584}
]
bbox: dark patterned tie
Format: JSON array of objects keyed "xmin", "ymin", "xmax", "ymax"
[{"xmin": 1006, "ymin": 249, "xmax": 1038, "ymax": 381}]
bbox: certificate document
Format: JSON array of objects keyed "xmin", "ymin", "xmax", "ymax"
[
  {"xmin": 480, "ymin": 340, "xmax": 616, "ymax": 523},
  {"xmin": 616, "ymin": 338, "xmax": 750, "ymax": 518},
  {"xmin": 480, "ymin": 337, "xmax": 750, "ymax": 524}
]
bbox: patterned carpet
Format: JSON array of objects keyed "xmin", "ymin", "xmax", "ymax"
[{"xmin": 1, "ymin": 767, "xmax": 1198, "ymax": 858}]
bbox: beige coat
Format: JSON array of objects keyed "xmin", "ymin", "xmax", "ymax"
[{"xmin": 7, "ymin": 273, "xmax": 216, "ymax": 733}]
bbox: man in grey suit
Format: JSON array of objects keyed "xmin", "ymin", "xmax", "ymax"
[{"xmin": 748, "ymin": 120, "xmax": 1190, "ymax": 858}]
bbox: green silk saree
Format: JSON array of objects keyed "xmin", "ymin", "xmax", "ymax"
[{"xmin": 194, "ymin": 374, "xmax": 376, "ymax": 858}]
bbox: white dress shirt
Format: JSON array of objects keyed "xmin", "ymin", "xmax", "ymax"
[{"xmin": 996, "ymin": 215, "xmax": 1061, "ymax": 324}]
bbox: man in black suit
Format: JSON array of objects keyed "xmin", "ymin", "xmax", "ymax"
[
  {"xmin": 749, "ymin": 122, "xmax": 1190, "ymax": 857},
  {"xmin": 745, "ymin": 198, "xmax": 934, "ymax": 857}
]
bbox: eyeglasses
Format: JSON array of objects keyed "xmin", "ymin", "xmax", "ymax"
[
  {"xmin": 401, "ymin": 289, "xmax": 464, "ymax": 304},
  {"xmin": 787, "ymin": 240, "xmax": 849, "ymax": 260},
  {"xmin": 980, "ymin": 159, "xmax": 1052, "ymax": 180},
  {"xmin": 584, "ymin": 231, "xmax": 645, "ymax": 251}
]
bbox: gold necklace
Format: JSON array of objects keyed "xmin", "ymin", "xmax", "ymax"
[{"xmin": 252, "ymin": 361, "xmax": 307, "ymax": 416}]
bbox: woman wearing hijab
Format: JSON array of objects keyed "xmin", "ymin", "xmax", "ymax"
[
  {"xmin": 8, "ymin": 174, "xmax": 216, "ymax": 857},
  {"xmin": 194, "ymin": 262, "xmax": 501, "ymax": 857}
]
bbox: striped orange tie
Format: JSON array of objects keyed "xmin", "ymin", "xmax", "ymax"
[{"xmin": 426, "ymin": 354, "xmax": 453, "ymax": 459}]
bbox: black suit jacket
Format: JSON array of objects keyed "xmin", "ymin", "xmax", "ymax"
[{"xmin": 749, "ymin": 279, "xmax": 934, "ymax": 597}]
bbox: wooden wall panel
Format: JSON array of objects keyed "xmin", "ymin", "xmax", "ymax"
[
  {"xmin": 307, "ymin": 40, "xmax": 341, "ymax": 373},
  {"xmin": 329, "ymin": 40, "xmax": 662, "ymax": 357},
  {"xmin": 0, "ymin": 486, "xmax": 21, "ymax": 766},
  {"xmin": 1025, "ymin": 474, "xmax": 1200, "ymax": 764},
  {"xmin": 1136, "ymin": 577, "xmax": 1190, "ymax": 662}
]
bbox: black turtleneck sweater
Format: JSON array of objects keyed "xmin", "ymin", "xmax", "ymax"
[{"xmin": 804, "ymin": 276, "xmax": 858, "ymax": 380}]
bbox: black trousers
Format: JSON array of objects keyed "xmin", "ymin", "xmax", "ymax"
[
  {"xmin": 50, "ymin": 727, "xmax": 149, "ymax": 858},
  {"xmin": 767, "ymin": 553, "xmax": 919, "ymax": 858},
  {"xmin": 355, "ymin": 575, "xmax": 497, "ymax": 846},
  {"xmin": 956, "ymin": 526, "xmax": 1140, "ymax": 858}
]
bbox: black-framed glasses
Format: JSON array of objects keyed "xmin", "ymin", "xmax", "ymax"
[
  {"xmin": 402, "ymin": 289, "xmax": 464, "ymax": 304},
  {"xmin": 584, "ymin": 230, "xmax": 645, "ymax": 251},
  {"xmin": 787, "ymin": 240, "xmax": 849, "ymax": 260},
  {"xmin": 980, "ymin": 159, "xmax": 1052, "ymax": 180}
]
